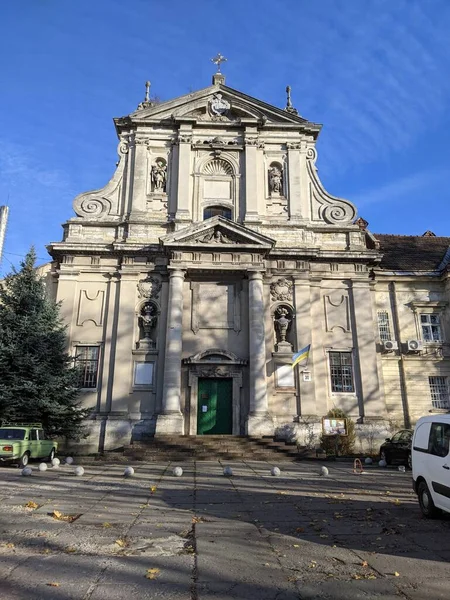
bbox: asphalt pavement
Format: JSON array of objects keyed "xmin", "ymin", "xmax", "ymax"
[{"xmin": 0, "ymin": 459, "xmax": 449, "ymax": 599}]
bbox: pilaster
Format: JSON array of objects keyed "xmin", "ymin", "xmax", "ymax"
[{"xmin": 351, "ymin": 280, "xmax": 384, "ymax": 417}]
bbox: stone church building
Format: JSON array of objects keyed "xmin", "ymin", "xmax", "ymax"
[{"xmin": 47, "ymin": 70, "xmax": 450, "ymax": 453}]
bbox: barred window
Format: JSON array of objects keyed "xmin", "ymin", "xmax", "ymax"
[
  {"xmin": 329, "ymin": 352, "xmax": 354, "ymax": 393},
  {"xmin": 421, "ymin": 314, "xmax": 442, "ymax": 342},
  {"xmin": 429, "ymin": 376, "xmax": 450, "ymax": 409},
  {"xmin": 74, "ymin": 346, "xmax": 99, "ymax": 388},
  {"xmin": 377, "ymin": 310, "xmax": 392, "ymax": 342}
]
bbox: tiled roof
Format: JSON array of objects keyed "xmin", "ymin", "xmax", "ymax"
[{"xmin": 374, "ymin": 234, "xmax": 450, "ymax": 271}]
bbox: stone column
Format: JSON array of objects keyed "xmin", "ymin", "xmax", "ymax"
[
  {"xmin": 155, "ymin": 269, "xmax": 185, "ymax": 435},
  {"xmin": 351, "ymin": 280, "xmax": 384, "ymax": 418},
  {"xmin": 246, "ymin": 271, "xmax": 273, "ymax": 436}
]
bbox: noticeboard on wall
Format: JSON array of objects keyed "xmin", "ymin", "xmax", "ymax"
[{"xmin": 322, "ymin": 417, "xmax": 348, "ymax": 436}]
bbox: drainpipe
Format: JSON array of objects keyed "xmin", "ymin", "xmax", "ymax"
[{"xmin": 389, "ymin": 281, "xmax": 411, "ymax": 428}]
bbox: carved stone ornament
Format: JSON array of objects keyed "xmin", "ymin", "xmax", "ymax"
[
  {"xmin": 197, "ymin": 366, "xmax": 230, "ymax": 377},
  {"xmin": 198, "ymin": 228, "xmax": 233, "ymax": 244},
  {"xmin": 177, "ymin": 133, "xmax": 193, "ymax": 144},
  {"xmin": 210, "ymin": 93, "xmax": 230, "ymax": 116},
  {"xmin": 137, "ymin": 275, "xmax": 162, "ymax": 299},
  {"xmin": 286, "ymin": 142, "xmax": 301, "ymax": 150},
  {"xmin": 270, "ymin": 278, "xmax": 293, "ymax": 302}
]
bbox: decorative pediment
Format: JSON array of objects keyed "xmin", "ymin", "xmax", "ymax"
[
  {"xmin": 160, "ymin": 215, "xmax": 275, "ymax": 249},
  {"xmin": 122, "ymin": 84, "xmax": 321, "ymax": 133}
]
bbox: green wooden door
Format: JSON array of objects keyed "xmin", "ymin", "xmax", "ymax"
[{"xmin": 197, "ymin": 378, "xmax": 232, "ymax": 435}]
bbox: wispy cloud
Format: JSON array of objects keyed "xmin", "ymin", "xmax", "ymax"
[{"xmin": 354, "ymin": 168, "xmax": 448, "ymax": 209}]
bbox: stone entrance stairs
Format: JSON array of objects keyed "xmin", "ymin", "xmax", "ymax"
[{"xmin": 122, "ymin": 435, "xmax": 299, "ymax": 462}]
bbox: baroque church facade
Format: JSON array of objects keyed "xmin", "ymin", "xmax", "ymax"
[{"xmin": 47, "ymin": 70, "xmax": 450, "ymax": 453}]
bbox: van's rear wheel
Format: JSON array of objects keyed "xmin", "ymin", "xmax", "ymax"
[
  {"xmin": 418, "ymin": 481, "xmax": 440, "ymax": 518},
  {"xmin": 19, "ymin": 452, "xmax": 30, "ymax": 468}
]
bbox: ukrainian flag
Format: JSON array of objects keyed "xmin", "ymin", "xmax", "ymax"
[{"xmin": 292, "ymin": 344, "xmax": 311, "ymax": 368}]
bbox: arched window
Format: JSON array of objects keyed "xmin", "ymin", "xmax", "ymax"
[{"xmin": 203, "ymin": 205, "xmax": 232, "ymax": 220}]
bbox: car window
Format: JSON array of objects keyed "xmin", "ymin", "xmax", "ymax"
[
  {"xmin": 399, "ymin": 431, "xmax": 412, "ymax": 442},
  {"xmin": 391, "ymin": 433, "xmax": 402, "ymax": 442},
  {"xmin": 428, "ymin": 423, "xmax": 450, "ymax": 458},
  {"xmin": 0, "ymin": 428, "xmax": 26, "ymax": 440},
  {"xmin": 38, "ymin": 429, "xmax": 46, "ymax": 440},
  {"xmin": 29, "ymin": 429, "xmax": 38, "ymax": 441}
]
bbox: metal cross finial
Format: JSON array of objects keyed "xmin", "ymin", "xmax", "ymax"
[
  {"xmin": 145, "ymin": 81, "xmax": 151, "ymax": 102},
  {"xmin": 286, "ymin": 85, "xmax": 292, "ymax": 109},
  {"xmin": 211, "ymin": 53, "xmax": 227, "ymax": 73}
]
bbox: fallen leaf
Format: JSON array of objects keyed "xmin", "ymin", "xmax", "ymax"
[
  {"xmin": 25, "ymin": 501, "xmax": 39, "ymax": 510},
  {"xmin": 295, "ymin": 527, "xmax": 304, "ymax": 533},
  {"xmin": 145, "ymin": 568, "xmax": 160, "ymax": 580},
  {"xmin": 50, "ymin": 511, "xmax": 80, "ymax": 523},
  {"xmin": 65, "ymin": 547, "xmax": 77, "ymax": 553},
  {"xmin": 150, "ymin": 486, "xmax": 157, "ymax": 494},
  {"xmin": 102, "ymin": 522, "xmax": 112, "ymax": 528},
  {"xmin": 293, "ymin": 544, "xmax": 300, "ymax": 548},
  {"xmin": 115, "ymin": 538, "xmax": 129, "ymax": 548},
  {"xmin": 362, "ymin": 561, "xmax": 368, "ymax": 567},
  {"xmin": 46, "ymin": 582, "xmax": 60, "ymax": 587},
  {"xmin": 394, "ymin": 571, "xmax": 400, "ymax": 577}
]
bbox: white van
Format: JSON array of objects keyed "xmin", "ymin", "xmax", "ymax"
[{"xmin": 412, "ymin": 414, "xmax": 450, "ymax": 518}]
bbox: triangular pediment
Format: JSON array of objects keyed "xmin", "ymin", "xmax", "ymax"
[
  {"xmin": 160, "ymin": 216, "xmax": 275, "ymax": 249},
  {"xmin": 124, "ymin": 84, "xmax": 321, "ymax": 131}
]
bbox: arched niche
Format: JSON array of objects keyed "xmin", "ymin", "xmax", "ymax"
[{"xmin": 193, "ymin": 153, "xmax": 240, "ymax": 222}]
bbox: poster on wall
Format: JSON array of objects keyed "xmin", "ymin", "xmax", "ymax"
[{"xmin": 322, "ymin": 417, "xmax": 348, "ymax": 436}]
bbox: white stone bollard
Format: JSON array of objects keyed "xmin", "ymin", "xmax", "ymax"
[
  {"xmin": 52, "ymin": 458, "xmax": 61, "ymax": 468},
  {"xmin": 21, "ymin": 467, "xmax": 32, "ymax": 476},
  {"xmin": 123, "ymin": 467, "xmax": 135, "ymax": 477},
  {"xmin": 74, "ymin": 466, "xmax": 84, "ymax": 476},
  {"xmin": 271, "ymin": 467, "xmax": 281, "ymax": 477},
  {"xmin": 378, "ymin": 459, "xmax": 387, "ymax": 468},
  {"xmin": 65, "ymin": 456, "xmax": 74, "ymax": 465},
  {"xmin": 173, "ymin": 466, "xmax": 183, "ymax": 477},
  {"xmin": 319, "ymin": 466, "xmax": 329, "ymax": 476},
  {"xmin": 223, "ymin": 466, "xmax": 233, "ymax": 477},
  {"xmin": 38, "ymin": 463, "xmax": 48, "ymax": 472},
  {"xmin": 365, "ymin": 457, "xmax": 373, "ymax": 465}
]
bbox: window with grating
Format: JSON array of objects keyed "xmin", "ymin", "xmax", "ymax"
[
  {"xmin": 329, "ymin": 352, "xmax": 354, "ymax": 393},
  {"xmin": 429, "ymin": 376, "xmax": 450, "ymax": 409},
  {"xmin": 377, "ymin": 310, "xmax": 392, "ymax": 342},
  {"xmin": 74, "ymin": 346, "xmax": 100, "ymax": 389}
]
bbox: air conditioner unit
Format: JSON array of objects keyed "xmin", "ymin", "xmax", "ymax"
[
  {"xmin": 407, "ymin": 339, "xmax": 423, "ymax": 352},
  {"xmin": 382, "ymin": 340, "xmax": 398, "ymax": 351}
]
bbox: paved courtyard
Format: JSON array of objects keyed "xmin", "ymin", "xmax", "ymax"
[{"xmin": 0, "ymin": 459, "xmax": 449, "ymax": 599}]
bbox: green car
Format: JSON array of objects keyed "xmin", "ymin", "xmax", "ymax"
[{"xmin": 0, "ymin": 423, "xmax": 58, "ymax": 468}]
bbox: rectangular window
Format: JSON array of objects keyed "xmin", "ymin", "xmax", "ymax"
[
  {"xmin": 429, "ymin": 376, "xmax": 450, "ymax": 409},
  {"xmin": 329, "ymin": 352, "xmax": 354, "ymax": 393},
  {"xmin": 421, "ymin": 314, "xmax": 442, "ymax": 342},
  {"xmin": 74, "ymin": 346, "xmax": 100, "ymax": 389},
  {"xmin": 377, "ymin": 310, "xmax": 392, "ymax": 342}
]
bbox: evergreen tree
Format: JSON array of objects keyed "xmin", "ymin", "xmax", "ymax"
[{"xmin": 0, "ymin": 248, "xmax": 89, "ymax": 438}]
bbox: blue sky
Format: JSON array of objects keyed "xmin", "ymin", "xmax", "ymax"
[{"xmin": 1, "ymin": 0, "xmax": 450, "ymax": 273}]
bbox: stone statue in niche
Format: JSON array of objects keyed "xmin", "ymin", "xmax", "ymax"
[
  {"xmin": 269, "ymin": 165, "xmax": 283, "ymax": 196},
  {"xmin": 138, "ymin": 303, "xmax": 157, "ymax": 349},
  {"xmin": 274, "ymin": 306, "xmax": 293, "ymax": 352},
  {"xmin": 151, "ymin": 159, "xmax": 167, "ymax": 193}
]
